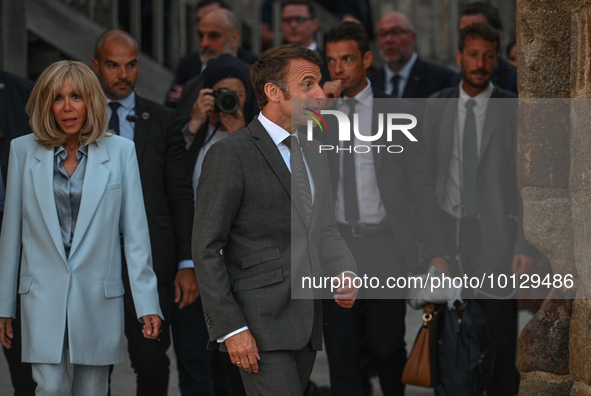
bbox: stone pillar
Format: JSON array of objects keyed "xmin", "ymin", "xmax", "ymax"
[{"xmin": 518, "ymin": 0, "xmax": 591, "ymax": 394}]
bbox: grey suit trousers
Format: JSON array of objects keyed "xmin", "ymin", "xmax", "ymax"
[{"xmin": 238, "ymin": 343, "xmax": 316, "ymax": 396}]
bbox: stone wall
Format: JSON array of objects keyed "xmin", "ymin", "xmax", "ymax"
[{"xmin": 518, "ymin": 0, "xmax": 591, "ymax": 394}]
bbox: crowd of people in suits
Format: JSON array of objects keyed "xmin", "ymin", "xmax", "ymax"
[{"xmin": 0, "ymin": 0, "xmax": 535, "ymax": 395}]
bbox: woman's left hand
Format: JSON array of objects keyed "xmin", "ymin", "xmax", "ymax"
[{"xmin": 141, "ymin": 315, "xmax": 162, "ymax": 340}]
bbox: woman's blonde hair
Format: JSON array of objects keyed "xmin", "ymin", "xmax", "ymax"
[{"xmin": 26, "ymin": 60, "xmax": 108, "ymax": 148}]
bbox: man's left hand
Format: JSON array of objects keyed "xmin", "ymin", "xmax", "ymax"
[
  {"xmin": 512, "ymin": 254, "xmax": 535, "ymax": 275},
  {"xmin": 174, "ymin": 268, "xmax": 199, "ymax": 309},
  {"xmin": 220, "ymin": 109, "xmax": 246, "ymax": 135},
  {"xmin": 333, "ymin": 272, "xmax": 359, "ymax": 309}
]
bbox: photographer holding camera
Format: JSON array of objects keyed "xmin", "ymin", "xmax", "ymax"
[{"xmin": 183, "ymin": 54, "xmax": 249, "ymax": 152}]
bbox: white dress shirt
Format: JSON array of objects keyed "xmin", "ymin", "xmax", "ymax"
[
  {"xmin": 335, "ymin": 79, "xmax": 387, "ymax": 225},
  {"xmin": 442, "ymin": 81, "xmax": 495, "ymax": 218},
  {"xmin": 384, "ymin": 52, "xmax": 418, "ymax": 97}
]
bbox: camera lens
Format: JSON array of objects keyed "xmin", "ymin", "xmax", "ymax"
[{"xmin": 217, "ymin": 91, "xmax": 239, "ymax": 114}]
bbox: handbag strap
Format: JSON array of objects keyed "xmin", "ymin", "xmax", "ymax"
[{"xmin": 423, "ymin": 303, "xmax": 435, "ymax": 325}]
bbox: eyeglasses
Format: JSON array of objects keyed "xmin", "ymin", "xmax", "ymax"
[
  {"xmin": 377, "ymin": 29, "xmax": 413, "ymax": 39},
  {"xmin": 282, "ymin": 16, "xmax": 312, "ymax": 24}
]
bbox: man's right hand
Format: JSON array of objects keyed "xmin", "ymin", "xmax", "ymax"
[
  {"xmin": 225, "ymin": 329, "xmax": 261, "ymax": 374},
  {"xmin": 323, "ymin": 80, "xmax": 343, "ymax": 99},
  {"xmin": 0, "ymin": 317, "xmax": 13, "ymax": 349},
  {"xmin": 188, "ymin": 88, "xmax": 216, "ymax": 133}
]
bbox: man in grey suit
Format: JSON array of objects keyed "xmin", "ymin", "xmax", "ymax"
[
  {"xmin": 192, "ymin": 43, "xmax": 358, "ymax": 395},
  {"xmin": 422, "ymin": 23, "xmax": 537, "ymax": 395}
]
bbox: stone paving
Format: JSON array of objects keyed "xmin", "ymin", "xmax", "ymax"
[{"xmin": 0, "ymin": 308, "xmax": 533, "ymax": 395}]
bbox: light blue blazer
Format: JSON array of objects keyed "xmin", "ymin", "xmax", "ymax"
[{"xmin": 0, "ymin": 133, "xmax": 162, "ymax": 365}]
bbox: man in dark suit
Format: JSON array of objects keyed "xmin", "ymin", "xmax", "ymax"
[
  {"xmin": 449, "ymin": 1, "xmax": 518, "ymax": 94},
  {"xmin": 165, "ymin": 0, "xmax": 257, "ymax": 108},
  {"xmin": 193, "ymin": 43, "xmax": 358, "ymax": 394},
  {"xmin": 369, "ymin": 11, "xmax": 454, "ymax": 99},
  {"xmin": 280, "ymin": 1, "xmax": 330, "ymax": 83},
  {"xmin": 320, "ymin": 22, "xmax": 447, "ymax": 396},
  {"xmin": 93, "ymin": 29, "xmax": 197, "ymax": 396},
  {"xmin": 0, "ymin": 70, "xmax": 37, "ymax": 396},
  {"xmin": 422, "ymin": 23, "xmax": 536, "ymax": 395}
]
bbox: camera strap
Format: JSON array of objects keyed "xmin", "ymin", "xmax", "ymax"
[{"xmin": 203, "ymin": 121, "xmax": 221, "ymax": 147}]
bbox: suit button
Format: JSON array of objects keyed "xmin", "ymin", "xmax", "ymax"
[{"xmin": 304, "ymin": 270, "xmax": 311, "ymax": 276}]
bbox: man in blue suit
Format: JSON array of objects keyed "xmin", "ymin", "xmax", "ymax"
[{"xmin": 369, "ymin": 11, "xmax": 455, "ymax": 99}]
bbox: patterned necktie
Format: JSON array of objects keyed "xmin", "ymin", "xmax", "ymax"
[
  {"xmin": 390, "ymin": 75, "xmax": 401, "ymax": 98},
  {"xmin": 108, "ymin": 102, "xmax": 122, "ymax": 135},
  {"xmin": 343, "ymin": 98, "xmax": 359, "ymax": 225},
  {"xmin": 462, "ymin": 99, "xmax": 478, "ymax": 217},
  {"xmin": 284, "ymin": 135, "xmax": 312, "ymax": 224}
]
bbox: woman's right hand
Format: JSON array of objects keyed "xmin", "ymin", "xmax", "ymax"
[{"xmin": 0, "ymin": 317, "xmax": 13, "ymax": 349}]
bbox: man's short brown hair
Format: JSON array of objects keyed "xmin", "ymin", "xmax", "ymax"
[
  {"xmin": 459, "ymin": 22, "xmax": 500, "ymax": 54},
  {"xmin": 250, "ymin": 43, "xmax": 322, "ymax": 109}
]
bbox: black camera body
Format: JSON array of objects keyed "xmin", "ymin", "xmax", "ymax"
[{"xmin": 208, "ymin": 88, "xmax": 240, "ymax": 114}]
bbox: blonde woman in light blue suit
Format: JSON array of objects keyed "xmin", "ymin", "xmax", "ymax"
[{"xmin": 0, "ymin": 61, "xmax": 162, "ymax": 396}]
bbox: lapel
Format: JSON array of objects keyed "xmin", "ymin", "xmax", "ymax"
[
  {"xmin": 31, "ymin": 145, "xmax": 67, "ymax": 264},
  {"xmin": 402, "ymin": 58, "xmax": 423, "ymax": 98},
  {"xmin": 133, "ymin": 95, "xmax": 151, "ymax": 162},
  {"xmin": 69, "ymin": 140, "xmax": 110, "ymax": 258},
  {"xmin": 249, "ymin": 118, "xmax": 311, "ymax": 228},
  {"xmin": 438, "ymin": 87, "xmax": 460, "ymax": 175},
  {"xmin": 479, "ymin": 87, "xmax": 502, "ymax": 164},
  {"xmin": 249, "ymin": 118, "xmax": 291, "ymax": 199},
  {"xmin": 370, "ymin": 88, "xmax": 387, "ymax": 173}
]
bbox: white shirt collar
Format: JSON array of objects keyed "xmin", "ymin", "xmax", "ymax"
[
  {"xmin": 341, "ymin": 78, "xmax": 373, "ymax": 108},
  {"xmin": 257, "ymin": 111, "xmax": 295, "ymax": 147},
  {"xmin": 307, "ymin": 41, "xmax": 318, "ymax": 51},
  {"xmin": 106, "ymin": 91, "xmax": 135, "ymax": 111},
  {"xmin": 459, "ymin": 80, "xmax": 494, "ymax": 106},
  {"xmin": 384, "ymin": 52, "xmax": 418, "ymax": 81}
]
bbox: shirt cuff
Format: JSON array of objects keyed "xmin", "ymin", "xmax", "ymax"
[
  {"xmin": 217, "ymin": 326, "xmax": 249, "ymax": 343},
  {"xmin": 178, "ymin": 260, "xmax": 194, "ymax": 270},
  {"xmin": 341, "ymin": 271, "xmax": 357, "ymax": 277}
]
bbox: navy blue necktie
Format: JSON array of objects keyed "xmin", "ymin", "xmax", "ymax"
[
  {"xmin": 108, "ymin": 102, "xmax": 122, "ymax": 135},
  {"xmin": 462, "ymin": 99, "xmax": 478, "ymax": 216},
  {"xmin": 390, "ymin": 75, "xmax": 401, "ymax": 98},
  {"xmin": 343, "ymin": 99, "xmax": 359, "ymax": 225}
]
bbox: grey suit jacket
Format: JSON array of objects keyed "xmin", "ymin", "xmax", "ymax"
[
  {"xmin": 422, "ymin": 86, "xmax": 536, "ymax": 277},
  {"xmin": 192, "ymin": 117, "xmax": 356, "ymax": 352}
]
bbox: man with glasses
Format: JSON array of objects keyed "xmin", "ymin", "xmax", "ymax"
[
  {"xmin": 281, "ymin": 1, "xmax": 331, "ymax": 83},
  {"xmin": 369, "ymin": 11, "xmax": 454, "ymax": 99},
  {"xmin": 165, "ymin": 0, "xmax": 257, "ymax": 108}
]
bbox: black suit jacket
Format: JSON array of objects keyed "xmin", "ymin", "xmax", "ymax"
[
  {"xmin": 0, "ymin": 72, "xmax": 34, "ymax": 191},
  {"xmin": 317, "ymin": 87, "xmax": 446, "ymax": 272},
  {"xmin": 368, "ymin": 57, "xmax": 455, "ymax": 99},
  {"xmin": 133, "ymin": 95, "xmax": 194, "ymax": 284}
]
